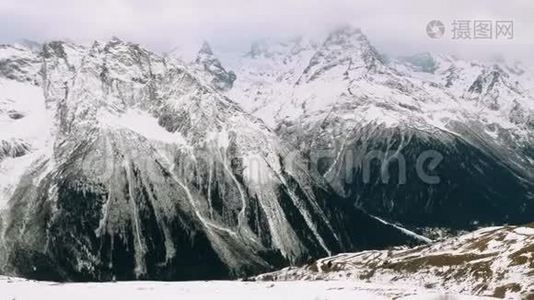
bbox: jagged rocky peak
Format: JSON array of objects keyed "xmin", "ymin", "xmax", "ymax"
[
  {"xmin": 324, "ymin": 26, "xmax": 385, "ymax": 63},
  {"xmin": 99, "ymin": 37, "xmax": 166, "ymax": 82},
  {"xmin": 42, "ymin": 40, "xmax": 86, "ymax": 59},
  {"xmin": 298, "ymin": 26, "xmax": 387, "ymax": 83},
  {"xmin": 43, "ymin": 37, "xmax": 176, "ymax": 138},
  {"xmin": 462, "ymin": 62, "xmax": 532, "ymax": 116},
  {"xmin": 40, "ymin": 40, "xmax": 89, "ymax": 80},
  {"xmin": 197, "ymin": 41, "xmax": 214, "ymax": 57},
  {"xmin": 323, "ymin": 26, "xmax": 367, "ymax": 46},
  {"xmin": 194, "ymin": 41, "xmax": 235, "ymax": 91},
  {"xmin": 466, "ymin": 65, "xmax": 508, "ymax": 95}
]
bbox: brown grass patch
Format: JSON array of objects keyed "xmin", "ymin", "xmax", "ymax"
[
  {"xmin": 383, "ymin": 253, "xmax": 494, "ymax": 273},
  {"xmin": 467, "ymin": 235, "xmax": 493, "ymax": 252},
  {"xmin": 493, "ymin": 283, "xmax": 521, "ymax": 298},
  {"xmin": 509, "ymin": 244, "xmax": 534, "ymax": 269}
]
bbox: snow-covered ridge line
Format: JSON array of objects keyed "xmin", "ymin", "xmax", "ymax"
[{"xmin": 253, "ymin": 223, "xmax": 534, "ymax": 299}]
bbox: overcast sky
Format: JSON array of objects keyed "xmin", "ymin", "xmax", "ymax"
[{"xmin": 1, "ymin": 0, "xmax": 533, "ymax": 64}]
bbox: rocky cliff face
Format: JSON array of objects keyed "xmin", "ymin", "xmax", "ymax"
[{"xmin": 0, "ymin": 38, "xmax": 420, "ymax": 281}]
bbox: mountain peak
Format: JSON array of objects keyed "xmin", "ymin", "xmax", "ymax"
[
  {"xmin": 245, "ymin": 40, "xmax": 270, "ymax": 58},
  {"xmin": 328, "ymin": 25, "xmax": 363, "ymax": 38},
  {"xmin": 198, "ymin": 41, "xmax": 214, "ymax": 56},
  {"xmin": 109, "ymin": 35, "xmax": 124, "ymax": 44},
  {"xmin": 323, "ymin": 25, "xmax": 369, "ymax": 48},
  {"xmin": 195, "ymin": 41, "xmax": 218, "ymax": 66},
  {"xmin": 194, "ymin": 41, "xmax": 236, "ymax": 91},
  {"xmin": 297, "ymin": 26, "xmax": 386, "ymax": 83}
]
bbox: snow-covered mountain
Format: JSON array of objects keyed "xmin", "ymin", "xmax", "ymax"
[
  {"xmin": 212, "ymin": 26, "xmax": 534, "ymax": 232},
  {"xmin": 253, "ymin": 223, "xmax": 534, "ymax": 299},
  {"xmin": 0, "ymin": 38, "xmax": 424, "ymax": 281},
  {"xmin": 1, "ymin": 25, "xmax": 533, "ymax": 285}
]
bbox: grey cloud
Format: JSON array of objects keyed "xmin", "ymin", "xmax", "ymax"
[{"xmin": 0, "ymin": 0, "xmax": 533, "ymax": 64}]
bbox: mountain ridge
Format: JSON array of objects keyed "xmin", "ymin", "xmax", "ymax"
[{"xmin": 0, "ymin": 37, "xmax": 422, "ymax": 281}]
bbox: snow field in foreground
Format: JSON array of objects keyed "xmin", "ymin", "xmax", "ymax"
[{"xmin": 0, "ymin": 277, "xmax": 497, "ymax": 300}]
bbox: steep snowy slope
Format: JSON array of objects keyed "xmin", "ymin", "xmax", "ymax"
[
  {"xmin": 0, "ymin": 38, "xmax": 421, "ymax": 281},
  {"xmin": 254, "ymin": 223, "xmax": 534, "ymax": 299},
  {"xmin": 224, "ymin": 26, "xmax": 534, "ymax": 231}
]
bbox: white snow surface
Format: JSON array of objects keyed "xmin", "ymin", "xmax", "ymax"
[
  {"xmin": 0, "ymin": 276, "xmax": 498, "ymax": 300},
  {"xmin": 100, "ymin": 108, "xmax": 188, "ymax": 145},
  {"xmin": 0, "ymin": 78, "xmax": 53, "ymax": 210},
  {"xmin": 0, "ymin": 79, "xmax": 51, "ymax": 146}
]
